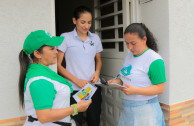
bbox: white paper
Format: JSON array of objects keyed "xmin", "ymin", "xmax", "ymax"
[{"xmin": 73, "ymin": 83, "xmax": 97, "ymax": 103}]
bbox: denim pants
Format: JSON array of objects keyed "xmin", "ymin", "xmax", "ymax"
[{"xmin": 118, "ymin": 97, "xmax": 165, "ymax": 126}]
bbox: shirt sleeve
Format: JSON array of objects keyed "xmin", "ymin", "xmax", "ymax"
[
  {"xmin": 148, "ymin": 59, "xmax": 166, "ymax": 85},
  {"xmin": 29, "ymin": 79, "xmax": 57, "ymax": 110},
  {"xmin": 56, "ymin": 33, "xmax": 67, "ymax": 53},
  {"xmin": 95, "ymin": 35, "xmax": 103, "ymax": 53}
]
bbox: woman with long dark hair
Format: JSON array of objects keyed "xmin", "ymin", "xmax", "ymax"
[
  {"xmin": 57, "ymin": 6, "xmax": 103, "ymax": 126},
  {"xmin": 108, "ymin": 23, "xmax": 166, "ymax": 126},
  {"xmin": 19, "ymin": 30, "xmax": 91, "ymax": 126}
]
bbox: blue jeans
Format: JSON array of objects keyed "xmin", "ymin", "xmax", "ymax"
[{"xmin": 118, "ymin": 97, "xmax": 165, "ymax": 126}]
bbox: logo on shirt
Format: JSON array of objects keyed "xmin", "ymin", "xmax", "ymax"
[
  {"xmin": 90, "ymin": 41, "xmax": 94, "ymax": 46},
  {"xmin": 120, "ymin": 65, "xmax": 132, "ymax": 76}
]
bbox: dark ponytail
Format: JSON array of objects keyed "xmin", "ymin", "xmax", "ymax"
[
  {"xmin": 124, "ymin": 23, "xmax": 158, "ymax": 52},
  {"xmin": 18, "ymin": 46, "xmax": 45, "ymax": 108},
  {"xmin": 18, "ymin": 50, "xmax": 31, "ymax": 108}
]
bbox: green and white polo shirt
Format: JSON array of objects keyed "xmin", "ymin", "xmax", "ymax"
[
  {"xmin": 120, "ymin": 48, "xmax": 166, "ymax": 101},
  {"xmin": 23, "ymin": 64, "xmax": 72, "ymax": 126}
]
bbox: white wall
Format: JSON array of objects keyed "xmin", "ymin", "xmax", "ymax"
[
  {"xmin": 169, "ymin": 0, "xmax": 194, "ymax": 105},
  {"xmin": 139, "ymin": 0, "xmax": 170, "ymax": 104},
  {"xmin": 140, "ymin": 0, "xmax": 194, "ymax": 105},
  {"xmin": 0, "ymin": 0, "xmax": 55, "ymax": 119}
]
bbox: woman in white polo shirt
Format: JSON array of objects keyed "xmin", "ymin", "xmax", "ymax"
[
  {"xmin": 57, "ymin": 6, "xmax": 103, "ymax": 126},
  {"xmin": 108, "ymin": 23, "xmax": 166, "ymax": 126},
  {"xmin": 18, "ymin": 30, "xmax": 91, "ymax": 126}
]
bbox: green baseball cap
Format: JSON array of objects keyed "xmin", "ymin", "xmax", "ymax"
[{"xmin": 23, "ymin": 30, "xmax": 64, "ymax": 55}]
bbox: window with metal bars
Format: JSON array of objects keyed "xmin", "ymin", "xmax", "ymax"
[{"xmin": 94, "ymin": 0, "xmax": 124, "ymax": 52}]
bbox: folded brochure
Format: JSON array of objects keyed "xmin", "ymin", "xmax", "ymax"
[{"xmin": 73, "ymin": 83, "xmax": 97, "ymax": 102}]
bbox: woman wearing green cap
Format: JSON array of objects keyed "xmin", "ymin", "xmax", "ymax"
[{"xmin": 18, "ymin": 30, "xmax": 91, "ymax": 126}]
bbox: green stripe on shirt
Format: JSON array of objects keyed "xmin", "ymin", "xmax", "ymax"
[
  {"xmin": 30, "ymin": 79, "xmax": 57, "ymax": 110},
  {"xmin": 148, "ymin": 59, "xmax": 166, "ymax": 85}
]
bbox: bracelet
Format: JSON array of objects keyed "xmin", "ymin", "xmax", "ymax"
[{"xmin": 71, "ymin": 104, "xmax": 79, "ymax": 116}]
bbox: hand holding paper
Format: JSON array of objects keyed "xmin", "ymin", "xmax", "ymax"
[
  {"xmin": 118, "ymin": 83, "xmax": 136, "ymax": 95},
  {"xmin": 75, "ymin": 79, "xmax": 89, "ymax": 88},
  {"xmin": 94, "ymin": 77, "xmax": 125, "ymax": 88},
  {"xmin": 76, "ymin": 99, "xmax": 92, "ymax": 112},
  {"xmin": 73, "ymin": 83, "xmax": 97, "ymax": 102}
]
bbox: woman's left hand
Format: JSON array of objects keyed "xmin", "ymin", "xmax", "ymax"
[
  {"xmin": 90, "ymin": 72, "xmax": 100, "ymax": 84},
  {"xmin": 118, "ymin": 83, "xmax": 137, "ymax": 95}
]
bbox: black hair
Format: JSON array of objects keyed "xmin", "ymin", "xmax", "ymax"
[
  {"xmin": 18, "ymin": 45, "xmax": 45, "ymax": 108},
  {"xmin": 124, "ymin": 23, "xmax": 158, "ymax": 52},
  {"xmin": 73, "ymin": 5, "xmax": 92, "ymax": 20}
]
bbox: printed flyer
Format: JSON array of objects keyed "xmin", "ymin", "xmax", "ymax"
[{"xmin": 73, "ymin": 83, "xmax": 97, "ymax": 102}]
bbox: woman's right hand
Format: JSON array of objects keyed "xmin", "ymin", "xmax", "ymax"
[
  {"xmin": 75, "ymin": 79, "xmax": 89, "ymax": 88},
  {"xmin": 76, "ymin": 99, "xmax": 92, "ymax": 112}
]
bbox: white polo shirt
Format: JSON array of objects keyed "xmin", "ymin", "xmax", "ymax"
[{"xmin": 57, "ymin": 28, "xmax": 103, "ymax": 90}]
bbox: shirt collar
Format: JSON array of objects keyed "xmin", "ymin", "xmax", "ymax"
[{"xmin": 73, "ymin": 28, "xmax": 94, "ymax": 38}]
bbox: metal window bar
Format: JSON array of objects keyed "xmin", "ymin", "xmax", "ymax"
[
  {"xmin": 94, "ymin": 0, "xmax": 125, "ymax": 53},
  {"xmin": 95, "ymin": 24, "xmax": 123, "ymax": 31},
  {"xmin": 94, "ymin": 0, "xmax": 119, "ymax": 8},
  {"xmin": 95, "ymin": 11, "xmax": 123, "ymax": 20}
]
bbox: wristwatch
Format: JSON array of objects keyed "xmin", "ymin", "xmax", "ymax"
[{"xmin": 71, "ymin": 104, "xmax": 79, "ymax": 116}]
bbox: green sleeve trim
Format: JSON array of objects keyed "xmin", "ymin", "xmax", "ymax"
[
  {"xmin": 29, "ymin": 79, "xmax": 57, "ymax": 110},
  {"xmin": 148, "ymin": 59, "xmax": 166, "ymax": 85}
]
